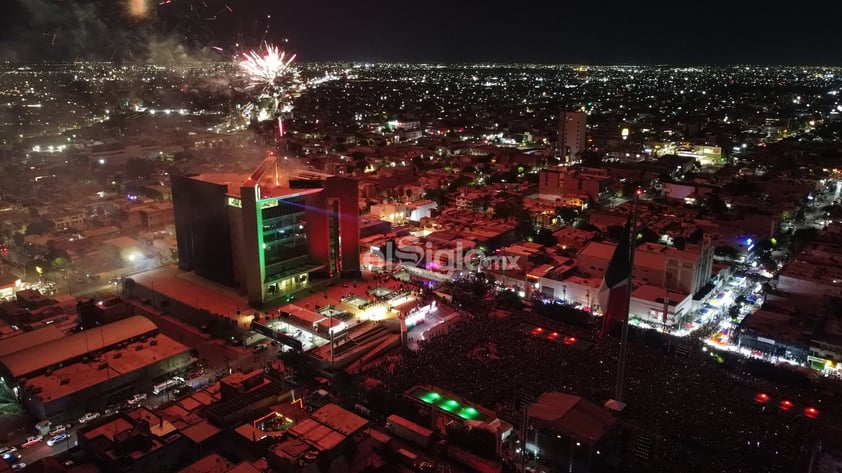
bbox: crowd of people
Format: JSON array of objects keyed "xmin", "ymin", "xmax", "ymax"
[{"xmin": 361, "ymin": 310, "xmax": 831, "ymax": 472}]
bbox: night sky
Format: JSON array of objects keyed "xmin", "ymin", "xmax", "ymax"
[{"xmin": 2, "ymin": 0, "xmax": 842, "ymax": 64}]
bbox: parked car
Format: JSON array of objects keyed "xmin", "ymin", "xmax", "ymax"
[
  {"xmin": 47, "ymin": 434, "xmax": 68, "ymax": 447},
  {"xmin": 20, "ymin": 435, "xmax": 42, "ymax": 448},
  {"xmin": 12, "ymin": 463, "xmax": 26, "ymax": 471},
  {"xmin": 48, "ymin": 424, "xmax": 69, "ymax": 437},
  {"xmin": 128, "ymin": 393, "xmax": 147, "ymax": 405},
  {"xmin": 78, "ymin": 412, "xmax": 101, "ymax": 424},
  {"xmin": 0, "ymin": 447, "xmax": 18, "ymax": 461}
]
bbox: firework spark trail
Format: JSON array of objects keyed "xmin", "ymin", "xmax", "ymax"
[{"xmin": 239, "ymin": 43, "xmax": 296, "ymax": 89}]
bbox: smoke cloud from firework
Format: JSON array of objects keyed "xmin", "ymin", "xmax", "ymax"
[
  {"xmin": 0, "ymin": 0, "xmax": 231, "ymax": 63},
  {"xmin": 127, "ymin": 0, "xmax": 151, "ymax": 19}
]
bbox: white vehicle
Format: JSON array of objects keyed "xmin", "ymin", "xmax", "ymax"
[
  {"xmin": 128, "ymin": 393, "xmax": 148, "ymax": 405},
  {"xmin": 78, "ymin": 412, "xmax": 101, "ymax": 424},
  {"xmin": 0, "ymin": 447, "xmax": 18, "ymax": 461},
  {"xmin": 20, "ymin": 435, "xmax": 42, "ymax": 448},
  {"xmin": 12, "ymin": 463, "xmax": 26, "ymax": 471},
  {"xmin": 48, "ymin": 424, "xmax": 69, "ymax": 437},
  {"xmin": 152, "ymin": 376, "xmax": 185, "ymax": 395},
  {"xmin": 47, "ymin": 433, "xmax": 68, "ymax": 447}
]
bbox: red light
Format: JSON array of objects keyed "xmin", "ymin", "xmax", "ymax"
[
  {"xmin": 635, "ymin": 188, "xmax": 643, "ymax": 196},
  {"xmin": 779, "ymin": 400, "xmax": 793, "ymax": 410},
  {"xmin": 564, "ymin": 337, "xmax": 577, "ymax": 345},
  {"xmin": 805, "ymin": 407, "xmax": 819, "ymax": 418},
  {"xmin": 535, "ymin": 327, "xmax": 543, "ymax": 332},
  {"xmin": 755, "ymin": 393, "xmax": 769, "ymax": 403}
]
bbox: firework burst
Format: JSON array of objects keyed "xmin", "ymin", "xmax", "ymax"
[
  {"xmin": 239, "ymin": 43, "xmax": 296, "ymax": 90},
  {"xmin": 236, "ymin": 42, "xmax": 300, "ymax": 124}
]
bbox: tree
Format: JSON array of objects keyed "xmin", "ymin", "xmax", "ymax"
[
  {"xmin": 425, "ymin": 188, "xmax": 449, "ymax": 207},
  {"xmin": 556, "ymin": 207, "xmax": 579, "ymax": 223},
  {"xmin": 672, "ymin": 236, "xmax": 687, "ymax": 250},
  {"xmin": 51, "ymin": 256, "xmax": 68, "ymax": 271},
  {"xmin": 534, "ymin": 228, "xmax": 557, "ymax": 246},
  {"xmin": 123, "ymin": 278, "xmax": 136, "ymax": 298},
  {"xmin": 703, "ymin": 193, "xmax": 728, "ymax": 215},
  {"xmin": 514, "ymin": 206, "xmax": 534, "ymax": 239},
  {"xmin": 579, "ymin": 150, "xmax": 604, "ymax": 166},
  {"xmin": 125, "ymin": 157, "xmax": 155, "ymax": 179},
  {"xmin": 495, "ymin": 290, "xmax": 523, "ymax": 310},
  {"xmin": 687, "ymin": 227, "xmax": 705, "ymax": 244},
  {"xmin": 606, "ymin": 225, "xmax": 625, "ymax": 242},
  {"xmin": 635, "ymin": 226, "xmax": 659, "ymax": 245},
  {"xmin": 715, "ymin": 245, "xmax": 740, "ymax": 260},
  {"xmin": 25, "ymin": 220, "xmax": 53, "ymax": 235},
  {"xmin": 448, "ymin": 175, "xmax": 472, "ymax": 192}
]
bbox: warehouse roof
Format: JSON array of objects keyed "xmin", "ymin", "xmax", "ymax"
[
  {"xmin": 0, "ymin": 325, "xmax": 65, "ymax": 359},
  {"xmin": 0, "ymin": 315, "xmax": 157, "ymax": 379}
]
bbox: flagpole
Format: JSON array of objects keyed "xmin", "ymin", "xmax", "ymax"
[{"xmin": 615, "ymin": 190, "xmax": 640, "ymax": 402}]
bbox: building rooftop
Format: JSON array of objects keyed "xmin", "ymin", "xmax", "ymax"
[
  {"xmin": 289, "ymin": 418, "xmax": 345, "ymax": 452},
  {"xmin": 25, "ymin": 333, "xmax": 189, "ymax": 403},
  {"xmin": 191, "ymin": 173, "xmax": 249, "ymax": 196},
  {"xmin": 528, "ymin": 391, "xmax": 616, "ymax": 442},
  {"xmin": 309, "ymin": 403, "xmax": 368, "ymax": 437},
  {"xmin": 132, "ymin": 266, "xmax": 248, "ymax": 321},
  {"xmin": 227, "ymin": 462, "xmax": 262, "ymax": 473},
  {"xmin": 741, "ymin": 309, "xmax": 808, "ymax": 345},
  {"xmin": 0, "ymin": 315, "xmax": 158, "ymax": 379},
  {"xmin": 80, "ymin": 416, "xmax": 134, "ymax": 442},
  {"xmin": 178, "ymin": 453, "xmax": 233, "ymax": 473},
  {"xmin": 269, "ymin": 437, "xmax": 310, "ymax": 461},
  {"xmin": 181, "ymin": 421, "xmax": 221, "ymax": 444},
  {"xmin": 632, "ymin": 284, "xmax": 689, "ymax": 305},
  {"xmin": 0, "ymin": 325, "xmax": 64, "ymax": 359},
  {"xmin": 102, "ymin": 236, "xmax": 143, "ymax": 250}
]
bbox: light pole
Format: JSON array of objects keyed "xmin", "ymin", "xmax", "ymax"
[{"xmin": 330, "ymin": 323, "xmax": 335, "ymax": 373}]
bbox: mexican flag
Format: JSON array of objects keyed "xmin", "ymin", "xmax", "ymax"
[{"xmin": 599, "ymin": 225, "xmax": 632, "ymax": 337}]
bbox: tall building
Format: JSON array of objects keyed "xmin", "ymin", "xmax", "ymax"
[
  {"xmin": 558, "ymin": 111, "xmax": 587, "ymax": 161},
  {"xmin": 173, "ymin": 156, "xmax": 360, "ymax": 307}
]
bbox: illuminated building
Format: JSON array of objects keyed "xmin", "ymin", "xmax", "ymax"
[
  {"xmin": 558, "ymin": 111, "xmax": 587, "ymax": 161},
  {"xmin": 172, "ymin": 156, "xmax": 360, "ymax": 307}
]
